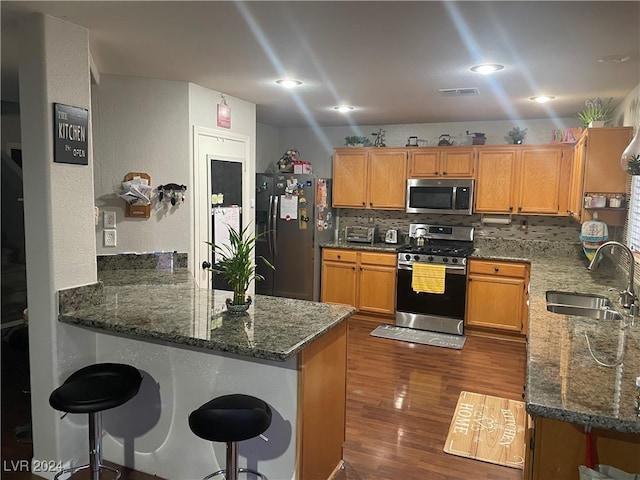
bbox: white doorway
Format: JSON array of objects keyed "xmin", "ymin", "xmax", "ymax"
[{"xmin": 192, "ymin": 126, "xmax": 252, "ymax": 288}]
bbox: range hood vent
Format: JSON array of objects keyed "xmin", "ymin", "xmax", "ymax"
[{"xmin": 438, "ymin": 87, "xmax": 480, "ymax": 96}]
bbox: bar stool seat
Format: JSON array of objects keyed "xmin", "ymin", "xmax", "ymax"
[
  {"xmin": 189, "ymin": 394, "xmax": 272, "ymax": 480},
  {"xmin": 49, "ymin": 363, "xmax": 142, "ymax": 480}
]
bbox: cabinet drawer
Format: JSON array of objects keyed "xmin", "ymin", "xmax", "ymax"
[
  {"xmin": 323, "ymin": 249, "xmax": 357, "ymax": 263},
  {"xmin": 360, "ymin": 252, "xmax": 397, "ymax": 267},
  {"xmin": 469, "ymin": 260, "xmax": 527, "ymax": 278}
]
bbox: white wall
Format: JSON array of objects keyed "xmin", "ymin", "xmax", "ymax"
[
  {"xmin": 256, "ymin": 122, "xmax": 281, "ymax": 173},
  {"xmin": 92, "ymin": 75, "xmax": 191, "ymax": 255},
  {"xmin": 18, "ymin": 12, "xmax": 98, "ymax": 474},
  {"xmin": 614, "ymin": 82, "xmax": 640, "ymax": 127}
]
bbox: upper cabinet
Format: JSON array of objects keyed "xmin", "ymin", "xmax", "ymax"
[
  {"xmin": 568, "ymin": 127, "xmax": 633, "ymax": 225},
  {"xmin": 333, "ymin": 148, "xmax": 407, "ymax": 209},
  {"xmin": 408, "ymin": 147, "xmax": 475, "ymax": 178},
  {"xmin": 475, "ymin": 145, "xmax": 572, "ymax": 215}
]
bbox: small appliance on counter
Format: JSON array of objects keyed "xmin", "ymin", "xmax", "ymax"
[
  {"xmin": 385, "ymin": 229, "xmax": 399, "ymax": 244},
  {"xmin": 345, "ymin": 226, "xmax": 376, "ymax": 245}
]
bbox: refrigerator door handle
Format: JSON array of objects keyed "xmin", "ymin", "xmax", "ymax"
[
  {"xmin": 272, "ymin": 194, "xmax": 279, "ymax": 256},
  {"xmin": 267, "ymin": 195, "xmax": 274, "ymax": 257}
]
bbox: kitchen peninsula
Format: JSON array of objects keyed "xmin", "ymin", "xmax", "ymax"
[{"xmin": 57, "ymin": 267, "xmax": 355, "ymax": 480}]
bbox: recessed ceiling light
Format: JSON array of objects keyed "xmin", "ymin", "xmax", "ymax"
[
  {"xmin": 597, "ymin": 55, "xmax": 631, "ymax": 64},
  {"xmin": 275, "ymin": 78, "xmax": 302, "ymax": 88},
  {"xmin": 530, "ymin": 95, "xmax": 556, "ymax": 103},
  {"xmin": 334, "ymin": 106, "xmax": 354, "ymax": 113},
  {"xmin": 470, "ymin": 64, "xmax": 504, "ymax": 74}
]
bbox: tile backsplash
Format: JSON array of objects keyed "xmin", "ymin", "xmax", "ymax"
[{"xmin": 337, "ymin": 210, "xmax": 624, "ymax": 245}]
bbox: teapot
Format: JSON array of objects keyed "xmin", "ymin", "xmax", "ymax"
[{"xmin": 438, "ymin": 134, "xmax": 454, "ymax": 146}]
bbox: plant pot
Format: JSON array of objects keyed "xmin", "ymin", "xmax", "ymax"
[
  {"xmin": 588, "ymin": 121, "xmax": 605, "ymax": 128},
  {"xmin": 225, "ymin": 296, "xmax": 252, "ymax": 314}
]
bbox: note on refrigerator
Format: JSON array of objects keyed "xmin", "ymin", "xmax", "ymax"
[
  {"xmin": 213, "ymin": 206, "xmax": 240, "ymax": 262},
  {"xmin": 280, "ymin": 195, "xmax": 298, "ymax": 220}
]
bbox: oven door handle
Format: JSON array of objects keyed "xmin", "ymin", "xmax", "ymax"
[{"xmin": 397, "ymin": 263, "xmax": 467, "ymax": 275}]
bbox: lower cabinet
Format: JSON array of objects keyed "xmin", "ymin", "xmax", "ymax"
[
  {"xmin": 321, "ymin": 248, "xmax": 396, "ymax": 315},
  {"xmin": 525, "ymin": 416, "xmax": 640, "ymax": 480},
  {"xmin": 465, "ymin": 259, "xmax": 530, "ymax": 335}
]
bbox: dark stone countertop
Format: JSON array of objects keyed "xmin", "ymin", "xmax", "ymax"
[{"xmin": 58, "ymin": 269, "xmax": 355, "ymax": 362}]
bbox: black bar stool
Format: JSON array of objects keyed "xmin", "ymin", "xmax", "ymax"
[
  {"xmin": 49, "ymin": 363, "xmax": 143, "ymax": 480},
  {"xmin": 189, "ymin": 394, "xmax": 272, "ymax": 480}
]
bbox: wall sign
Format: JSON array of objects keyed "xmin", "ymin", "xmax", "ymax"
[
  {"xmin": 54, "ymin": 103, "xmax": 88, "ymax": 165},
  {"xmin": 217, "ymin": 103, "xmax": 231, "ymax": 129}
]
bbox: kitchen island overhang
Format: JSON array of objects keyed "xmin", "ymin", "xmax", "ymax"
[{"xmin": 57, "ymin": 269, "xmax": 355, "ymax": 480}]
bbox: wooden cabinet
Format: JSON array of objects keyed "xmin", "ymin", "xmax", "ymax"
[
  {"xmin": 321, "ymin": 248, "xmax": 396, "ymax": 316},
  {"xmin": 474, "ymin": 148, "xmax": 518, "ymax": 213},
  {"xmin": 568, "ymin": 127, "xmax": 633, "ymax": 225},
  {"xmin": 525, "ymin": 416, "xmax": 640, "ymax": 480},
  {"xmin": 333, "ymin": 148, "xmax": 407, "ymax": 209},
  {"xmin": 466, "ymin": 259, "xmax": 530, "ymax": 335},
  {"xmin": 408, "ymin": 147, "xmax": 475, "ymax": 178},
  {"xmin": 474, "ymin": 145, "xmax": 572, "ymax": 215}
]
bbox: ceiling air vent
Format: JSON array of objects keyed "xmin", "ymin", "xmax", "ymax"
[{"xmin": 438, "ymin": 87, "xmax": 480, "ymax": 96}]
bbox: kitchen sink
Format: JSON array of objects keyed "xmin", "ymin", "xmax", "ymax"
[{"xmin": 545, "ymin": 291, "xmax": 622, "ymax": 320}]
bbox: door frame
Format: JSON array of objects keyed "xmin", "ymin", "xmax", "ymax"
[{"xmin": 193, "ymin": 125, "xmax": 251, "ymax": 288}]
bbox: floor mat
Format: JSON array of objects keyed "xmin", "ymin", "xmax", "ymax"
[
  {"xmin": 370, "ymin": 324, "xmax": 466, "ymax": 349},
  {"xmin": 444, "ymin": 391, "xmax": 526, "ymax": 469}
]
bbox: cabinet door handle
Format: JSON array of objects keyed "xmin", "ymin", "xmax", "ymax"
[
  {"xmin": 442, "ymin": 171, "xmax": 447, "ymax": 175},
  {"xmin": 202, "ymin": 261, "xmax": 211, "ymax": 270},
  {"xmin": 494, "ymin": 267, "xmax": 500, "ymax": 272},
  {"xmin": 352, "ymin": 266, "xmax": 356, "ymax": 271},
  {"xmin": 434, "ymin": 171, "xmax": 439, "ymax": 175},
  {"xmin": 337, "ymin": 255, "xmax": 341, "ymax": 259},
  {"xmin": 362, "ymin": 201, "xmax": 366, "ymax": 206},
  {"xmin": 509, "ymin": 206, "xmax": 513, "ymax": 211},
  {"xmin": 518, "ymin": 206, "xmax": 522, "ymax": 212}
]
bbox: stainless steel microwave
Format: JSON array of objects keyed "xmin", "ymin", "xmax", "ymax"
[{"xmin": 406, "ymin": 178, "xmax": 474, "ymax": 214}]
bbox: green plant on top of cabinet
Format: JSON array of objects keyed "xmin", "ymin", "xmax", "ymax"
[
  {"xmin": 333, "ymin": 148, "xmax": 407, "ymax": 209},
  {"xmin": 408, "ymin": 147, "xmax": 475, "ymax": 178}
]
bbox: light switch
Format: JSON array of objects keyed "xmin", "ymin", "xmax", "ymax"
[{"xmin": 104, "ymin": 211, "xmax": 116, "ymax": 228}]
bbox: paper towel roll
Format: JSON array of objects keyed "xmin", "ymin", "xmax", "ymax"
[{"xmin": 482, "ymin": 216, "xmax": 511, "ymax": 225}]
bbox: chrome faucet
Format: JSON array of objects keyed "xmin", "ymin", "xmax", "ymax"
[{"xmin": 588, "ymin": 241, "xmax": 637, "ymax": 312}]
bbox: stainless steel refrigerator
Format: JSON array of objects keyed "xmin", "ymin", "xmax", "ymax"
[{"xmin": 255, "ymin": 173, "xmax": 335, "ymax": 301}]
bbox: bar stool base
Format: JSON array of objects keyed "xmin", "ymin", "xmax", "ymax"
[{"xmin": 202, "ymin": 469, "xmax": 267, "ymax": 480}]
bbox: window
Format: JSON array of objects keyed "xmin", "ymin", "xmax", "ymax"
[{"xmin": 629, "ymin": 176, "xmax": 640, "ymax": 254}]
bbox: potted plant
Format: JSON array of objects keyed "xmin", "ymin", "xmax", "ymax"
[
  {"xmin": 577, "ymin": 97, "xmax": 613, "ymax": 127},
  {"xmin": 344, "ymin": 135, "xmax": 371, "ymax": 147},
  {"xmin": 206, "ymin": 224, "xmax": 274, "ymax": 313},
  {"xmin": 625, "ymin": 154, "xmax": 640, "ymax": 175},
  {"xmin": 507, "ymin": 126, "xmax": 527, "ymax": 144}
]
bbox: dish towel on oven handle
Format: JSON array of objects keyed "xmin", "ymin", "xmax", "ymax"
[{"xmin": 412, "ymin": 263, "xmax": 446, "ymax": 294}]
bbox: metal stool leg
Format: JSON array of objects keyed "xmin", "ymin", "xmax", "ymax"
[
  {"xmin": 54, "ymin": 411, "xmax": 121, "ymax": 480},
  {"xmin": 201, "ymin": 441, "xmax": 267, "ymax": 480}
]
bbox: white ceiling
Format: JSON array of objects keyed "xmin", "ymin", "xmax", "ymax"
[{"xmin": 2, "ymin": 1, "xmax": 639, "ymax": 128}]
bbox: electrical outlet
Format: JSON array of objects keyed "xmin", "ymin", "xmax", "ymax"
[
  {"xmin": 104, "ymin": 229, "xmax": 117, "ymax": 247},
  {"xmin": 104, "ymin": 211, "xmax": 116, "ymax": 228}
]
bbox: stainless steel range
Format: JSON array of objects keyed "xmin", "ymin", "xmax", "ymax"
[{"xmin": 395, "ymin": 223, "xmax": 475, "ymax": 335}]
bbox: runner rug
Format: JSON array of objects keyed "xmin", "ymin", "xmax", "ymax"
[
  {"xmin": 370, "ymin": 324, "xmax": 466, "ymax": 349},
  {"xmin": 444, "ymin": 391, "xmax": 526, "ymax": 470}
]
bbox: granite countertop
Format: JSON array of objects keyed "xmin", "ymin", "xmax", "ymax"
[
  {"xmin": 321, "ymin": 240, "xmax": 400, "ymax": 252},
  {"xmin": 475, "ymin": 237, "xmax": 640, "ymax": 434},
  {"xmin": 321, "ymin": 236, "xmax": 640, "ymax": 433},
  {"xmin": 58, "ymin": 269, "xmax": 355, "ymax": 362}
]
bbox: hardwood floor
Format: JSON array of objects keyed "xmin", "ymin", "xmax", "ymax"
[
  {"xmin": 3, "ymin": 317, "xmax": 527, "ymax": 480},
  {"xmin": 336, "ymin": 317, "xmax": 527, "ymax": 480}
]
